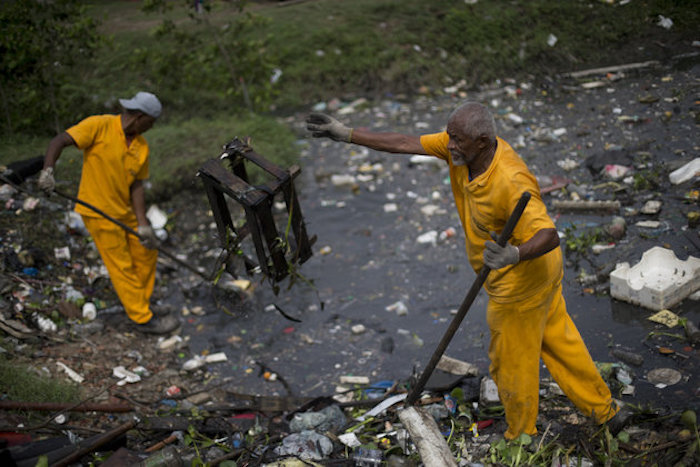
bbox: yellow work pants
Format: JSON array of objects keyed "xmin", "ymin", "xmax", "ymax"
[
  {"xmin": 486, "ymin": 281, "xmax": 618, "ymax": 439},
  {"xmin": 82, "ymin": 215, "xmax": 157, "ymax": 324}
]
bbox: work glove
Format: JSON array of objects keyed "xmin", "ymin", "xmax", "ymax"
[
  {"xmin": 137, "ymin": 225, "xmax": 159, "ymax": 250},
  {"xmin": 38, "ymin": 167, "xmax": 56, "ymax": 194},
  {"xmin": 306, "ymin": 112, "xmax": 353, "ymax": 142},
  {"xmin": 483, "ymin": 232, "xmax": 520, "ymax": 270}
]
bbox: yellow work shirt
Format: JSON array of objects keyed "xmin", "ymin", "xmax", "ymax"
[
  {"xmin": 420, "ymin": 132, "xmax": 563, "ymax": 302},
  {"xmin": 66, "ymin": 114, "xmax": 149, "ymax": 221}
]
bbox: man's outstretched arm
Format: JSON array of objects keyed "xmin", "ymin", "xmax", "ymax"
[{"xmin": 306, "ymin": 112, "xmax": 427, "ymax": 155}]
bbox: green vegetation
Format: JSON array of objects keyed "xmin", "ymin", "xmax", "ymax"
[
  {"xmin": 1, "ymin": 0, "xmax": 697, "ymax": 198},
  {"xmin": 0, "ymin": 355, "xmax": 81, "ymax": 404}
]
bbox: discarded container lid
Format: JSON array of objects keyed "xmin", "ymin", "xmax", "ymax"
[{"xmin": 646, "ymin": 368, "xmax": 682, "ymax": 387}]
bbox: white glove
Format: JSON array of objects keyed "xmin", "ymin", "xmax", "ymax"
[
  {"xmin": 38, "ymin": 167, "xmax": 55, "ymax": 194},
  {"xmin": 483, "ymin": 232, "xmax": 520, "ymax": 270},
  {"xmin": 137, "ymin": 225, "xmax": 159, "ymax": 250},
  {"xmin": 306, "ymin": 112, "xmax": 353, "ymax": 142}
]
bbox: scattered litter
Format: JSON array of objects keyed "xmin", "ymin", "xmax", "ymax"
[
  {"xmin": 340, "ymin": 375, "xmax": 370, "ymax": 385},
  {"xmin": 386, "ymin": 301, "xmax": 408, "ymax": 316},
  {"xmin": 610, "ymin": 247, "xmax": 700, "ymax": 310},
  {"xmin": 640, "ymin": 200, "xmax": 662, "ymax": 215},
  {"xmin": 356, "ymin": 393, "xmax": 407, "ymax": 422},
  {"xmin": 274, "ymin": 431, "xmax": 333, "ymax": 460},
  {"xmin": 591, "ymin": 243, "xmax": 615, "ymax": 254},
  {"xmin": 636, "ymin": 220, "xmax": 661, "ymax": 228},
  {"xmin": 439, "ymin": 227, "xmax": 456, "ymax": 242},
  {"xmin": 157, "ymin": 334, "xmax": 183, "ymax": 350},
  {"xmin": 22, "ymin": 197, "xmax": 39, "ymax": 211},
  {"xmin": 646, "ymin": 368, "xmax": 682, "ymax": 388},
  {"xmin": 436, "ymin": 355, "xmax": 479, "ymax": 376},
  {"xmin": 647, "ymin": 309, "xmax": 680, "ymax": 328},
  {"xmin": 669, "ymin": 158, "xmax": 700, "ymax": 184},
  {"xmin": 611, "ymin": 348, "xmax": 644, "ymax": 367},
  {"xmin": 604, "ymin": 164, "xmax": 631, "ymax": 180},
  {"xmin": 480, "ymin": 377, "xmax": 500, "ymax": 405},
  {"xmin": 182, "ymin": 352, "xmax": 228, "ymax": 371},
  {"xmin": 606, "ymin": 216, "xmax": 626, "ymax": 240},
  {"xmin": 656, "ymin": 15, "xmax": 673, "ymax": 29},
  {"xmin": 33, "ymin": 313, "xmax": 57, "ymax": 333},
  {"xmin": 112, "ymin": 365, "xmax": 141, "ymax": 385},
  {"xmin": 290, "ymin": 405, "xmax": 346, "ymax": 433},
  {"xmin": 331, "ymin": 174, "xmax": 356, "ymax": 187},
  {"xmin": 547, "ymin": 33, "xmax": 558, "ymax": 47},
  {"xmin": 82, "ymin": 302, "xmax": 97, "ymax": 321},
  {"xmin": 416, "ymin": 230, "xmax": 438, "ymax": 246},
  {"xmin": 338, "ymin": 432, "xmax": 361, "ymax": 448},
  {"xmin": 351, "ymin": 324, "xmax": 366, "ymax": 334},
  {"xmin": 383, "ymin": 203, "xmax": 398, "ymax": 213},
  {"xmin": 56, "ymin": 362, "xmax": 84, "ymax": 384},
  {"xmin": 54, "ymin": 246, "xmax": 71, "ymax": 260}
]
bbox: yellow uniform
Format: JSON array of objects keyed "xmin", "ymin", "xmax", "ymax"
[
  {"xmin": 421, "ymin": 132, "xmax": 617, "ymax": 438},
  {"xmin": 67, "ymin": 115, "xmax": 157, "ymax": 324}
]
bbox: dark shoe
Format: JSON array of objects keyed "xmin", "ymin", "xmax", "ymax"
[
  {"xmin": 606, "ymin": 404, "xmax": 635, "ymax": 436},
  {"xmin": 151, "ymin": 303, "xmax": 175, "ymax": 316},
  {"xmin": 132, "ymin": 314, "xmax": 180, "ymax": 335}
]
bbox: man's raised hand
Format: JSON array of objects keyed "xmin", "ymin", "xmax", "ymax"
[{"xmin": 306, "ymin": 112, "xmax": 353, "ymax": 142}]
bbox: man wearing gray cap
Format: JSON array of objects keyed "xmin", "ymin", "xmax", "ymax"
[{"xmin": 38, "ymin": 91, "xmax": 179, "ymax": 335}]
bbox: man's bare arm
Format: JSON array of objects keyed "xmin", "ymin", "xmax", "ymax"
[{"xmin": 350, "ymin": 128, "xmax": 428, "ymax": 155}]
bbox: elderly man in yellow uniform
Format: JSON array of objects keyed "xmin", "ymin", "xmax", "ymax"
[
  {"xmin": 306, "ymin": 102, "xmax": 632, "ymax": 439},
  {"xmin": 38, "ymin": 92, "xmax": 179, "ymax": 335}
]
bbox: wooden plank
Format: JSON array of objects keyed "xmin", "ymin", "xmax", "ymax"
[
  {"xmin": 199, "ymin": 159, "xmax": 266, "ymax": 206},
  {"xmin": 399, "ymin": 407, "xmax": 457, "ymax": 467},
  {"xmin": 255, "ymin": 202, "xmax": 288, "ymax": 281}
]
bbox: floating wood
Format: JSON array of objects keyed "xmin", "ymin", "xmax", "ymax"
[
  {"xmin": 552, "ymin": 199, "xmax": 620, "ymax": 212},
  {"xmin": 197, "ymin": 137, "xmax": 315, "ymax": 282}
]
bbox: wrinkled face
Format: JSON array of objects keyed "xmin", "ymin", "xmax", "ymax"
[{"xmin": 446, "ymin": 117, "xmax": 480, "ymax": 167}]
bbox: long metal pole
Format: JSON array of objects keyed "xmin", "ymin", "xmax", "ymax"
[
  {"xmin": 405, "ymin": 191, "xmax": 531, "ymax": 406},
  {"xmin": 51, "ymin": 189, "xmax": 211, "ymax": 281}
]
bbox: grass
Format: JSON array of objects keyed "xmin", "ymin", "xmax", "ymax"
[
  {"xmin": 0, "ymin": 355, "xmax": 82, "ymax": 404},
  {"xmin": 1, "ymin": 0, "xmax": 698, "ymax": 197}
]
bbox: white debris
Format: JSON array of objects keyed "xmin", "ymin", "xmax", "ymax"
[
  {"xmin": 112, "ymin": 366, "xmax": 141, "ymax": 386},
  {"xmin": 669, "ymin": 158, "xmax": 700, "ymax": 185},
  {"xmin": 386, "ymin": 301, "xmax": 408, "ymax": 316},
  {"xmin": 657, "ymin": 15, "xmax": 673, "ymax": 30},
  {"xmin": 57, "ymin": 362, "xmax": 84, "ymax": 384},
  {"xmin": 416, "ymin": 230, "xmax": 438, "ymax": 246}
]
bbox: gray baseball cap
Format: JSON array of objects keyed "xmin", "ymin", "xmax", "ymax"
[{"xmin": 119, "ymin": 91, "xmax": 162, "ymax": 118}]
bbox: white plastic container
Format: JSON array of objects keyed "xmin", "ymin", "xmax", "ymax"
[{"xmin": 610, "ymin": 247, "xmax": 700, "ymax": 311}]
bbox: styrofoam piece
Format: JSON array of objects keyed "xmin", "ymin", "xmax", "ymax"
[{"xmin": 610, "ymin": 247, "xmax": 700, "ymax": 311}]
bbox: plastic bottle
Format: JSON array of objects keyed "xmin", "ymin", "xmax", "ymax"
[
  {"xmin": 136, "ymin": 446, "xmax": 183, "ymax": 467},
  {"xmin": 353, "ymin": 447, "xmax": 382, "ymax": 466},
  {"xmin": 82, "ymin": 302, "xmax": 97, "ymax": 321}
]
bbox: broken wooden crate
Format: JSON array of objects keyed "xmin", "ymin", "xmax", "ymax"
[{"xmin": 197, "ymin": 138, "xmax": 314, "ymax": 283}]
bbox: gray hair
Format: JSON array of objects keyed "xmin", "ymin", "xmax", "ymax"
[{"xmin": 449, "ymin": 102, "xmax": 496, "ymax": 142}]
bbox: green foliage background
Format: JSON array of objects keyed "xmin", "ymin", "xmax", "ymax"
[{"xmin": 0, "ymin": 0, "xmax": 697, "ymax": 197}]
